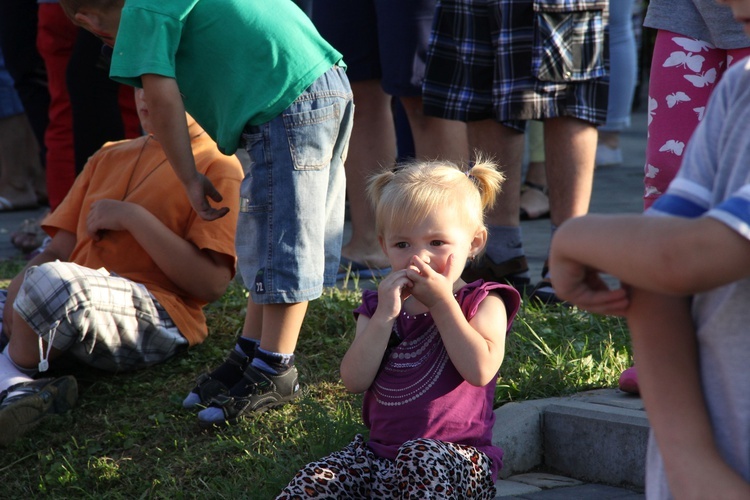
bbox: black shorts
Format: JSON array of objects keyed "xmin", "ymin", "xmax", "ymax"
[{"xmin": 313, "ymin": 0, "xmax": 437, "ymax": 96}]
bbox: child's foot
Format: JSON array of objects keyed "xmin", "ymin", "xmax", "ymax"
[
  {"xmin": 197, "ymin": 364, "xmax": 300, "ymax": 428},
  {"xmin": 0, "ymin": 376, "xmax": 78, "ymax": 446},
  {"xmin": 182, "ymin": 348, "xmax": 252, "ymax": 409},
  {"xmin": 618, "ymin": 366, "xmax": 639, "ymax": 395}
]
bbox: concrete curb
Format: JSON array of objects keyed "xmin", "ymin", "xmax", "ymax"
[{"xmin": 493, "ymin": 389, "xmax": 648, "ymax": 490}]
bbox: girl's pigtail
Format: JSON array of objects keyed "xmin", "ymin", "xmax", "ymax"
[
  {"xmin": 466, "ymin": 157, "xmax": 505, "ymax": 212},
  {"xmin": 366, "ymin": 168, "xmax": 396, "ymax": 209}
]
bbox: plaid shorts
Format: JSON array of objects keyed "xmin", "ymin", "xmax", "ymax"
[
  {"xmin": 423, "ymin": 0, "xmax": 609, "ymax": 131},
  {"xmin": 13, "ymin": 261, "xmax": 187, "ymax": 372}
]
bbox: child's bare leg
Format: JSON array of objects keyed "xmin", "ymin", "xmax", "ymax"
[
  {"xmin": 0, "ymin": 314, "xmax": 76, "ymax": 447},
  {"xmin": 257, "ymin": 302, "xmax": 307, "ymax": 354},
  {"xmin": 194, "ymin": 302, "xmax": 306, "ymax": 425},
  {"xmin": 0, "ymin": 314, "xmax": 45, "ymax": 392},
  {"xmin": 6, "ymin": 311, "xmax": 61, "ymax": 370},
  {"xmin": 183, "ymin": 295, "xmax": 262, "ymax": 408}
]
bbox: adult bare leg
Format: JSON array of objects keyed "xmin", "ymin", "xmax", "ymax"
[
  {"xmin": 400, "ymin": 95, "xmax": 468, "ymax": 162},
  {"xmin": 340, "ymin": 79, "xmax": 396, "ymax": 269},
  {"xmin": 544, "ymin": 117, "xmax": 597, "ymax": 228}
]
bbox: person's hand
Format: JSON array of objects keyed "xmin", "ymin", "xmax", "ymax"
[
  {"xmin": 549, "ymin": 254, "xmax": 629, "ymax": 315},
  {"xmin": 185, "ymin": 173, "xmax": 229, "ymax": 221},
  {"xmin": 86, "ymin": 199, "xmax": 139, "ymax": 241},
  {"xmin": 405, "ymin": 254, "xmax": 456, "ymax": 310},
  {"xmin": 375, "ymin": 269, "xmax": 413, "ymax": 323}
]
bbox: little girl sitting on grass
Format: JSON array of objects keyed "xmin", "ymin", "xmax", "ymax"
[{"xmin": 277, "ymin": 159, "xmax": 521, "ymax": 498}]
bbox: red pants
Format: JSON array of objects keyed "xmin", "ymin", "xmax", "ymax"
[
  {"xmin": 36, "ymin": 3, "xmax": 76, "ymax": 210},
  {"xmin": 36, "ymin": 4, "xmax": 140, "ymax": 210}
]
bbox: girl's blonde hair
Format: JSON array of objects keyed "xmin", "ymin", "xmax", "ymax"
[{"xmin": 367, "ymin": 157, "xmax": 505, "ymax": 238}]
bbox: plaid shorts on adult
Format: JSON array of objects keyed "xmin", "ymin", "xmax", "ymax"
[{"xmin": 423, "ymin": 0, "xmax": 609, "ymax": 131}]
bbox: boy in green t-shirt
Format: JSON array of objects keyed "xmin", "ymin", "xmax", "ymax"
[{"xmin": 60, "ymin": 0, "xmax": 354, "ymax": 427}]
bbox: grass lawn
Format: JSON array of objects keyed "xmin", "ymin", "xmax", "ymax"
[{"xmin": 0, "ymin": 261, "xmax": 632, "ymax": 498}]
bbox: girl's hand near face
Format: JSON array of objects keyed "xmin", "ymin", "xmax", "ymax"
[
  {"xmin": 374, "ymin": 269, "xmax": 413, "ymax": 323},
  {"xmin": 405, "ymin": 254, "xmax": 458, "ymax": 309},
  {"xmin": 341, "ymin": 269, "xmax": 413, "ymax": 393}
]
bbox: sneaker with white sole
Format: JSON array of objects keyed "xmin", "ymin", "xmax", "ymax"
[
  {"xmin": 595, "ymin": 144, "xmax": 623, "ymax": 167},
  {"xmin": 183, "ymin": 348, "xmax": 252, "ymax": 409},
  {"xmin": 197, "ymin": 365, "xmax": 299, "ymax": 428},
  {"xmin": 0, "ymin": 376, "xmax": 78, "ymax": 446}
]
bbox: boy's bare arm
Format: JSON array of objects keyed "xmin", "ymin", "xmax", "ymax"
[
  {"xmin": 140, "ymin": 74, "xmax": 229, "ymax": 221},
  {"xmin": 551, "ymin": 213, "xmax": 750, "ymax": 302},
  {"xmin": 626, "ymin": 289, "xmax": 750, "ymax": 498},
  {"xmin": 86, "ymin": 199, "xmax": 233, "ymax": 303}
]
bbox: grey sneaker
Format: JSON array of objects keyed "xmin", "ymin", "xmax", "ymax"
[
  {"xmin": 183, "ymin": 348, "xmax": 252, "ymax": 409},
  {"xmin": 197, "ymin": 365, "xmax": 299, "ymax": 427},
  {"xmin": 0, "ymin": 376, "xmax": 78, "ymax": 446}
]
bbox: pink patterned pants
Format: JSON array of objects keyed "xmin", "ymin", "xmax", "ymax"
[{"xmin": 643, "ymin": 30, "xmax": 750, "ymax": 209}]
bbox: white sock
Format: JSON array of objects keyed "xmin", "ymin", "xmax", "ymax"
[{"xmin": 0, "ymin": 348, "xmax": 34, "ymax": 393}]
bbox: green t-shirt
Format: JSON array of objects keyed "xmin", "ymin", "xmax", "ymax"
[{"xmin": 110, "ymin": 0, "xmax": 343, "ymax": 154}]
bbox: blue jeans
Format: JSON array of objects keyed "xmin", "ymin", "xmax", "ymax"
[
  {"xmin": 236, "ymin": 66, "xmax": 354, "ymax": 304},
  {"xmin": 599, "ymin": 0, "xmax": 637, "ymax": 132},
  {"xmin": 0, "ymin": 49, "xmax": 24, "ymax": 119}
]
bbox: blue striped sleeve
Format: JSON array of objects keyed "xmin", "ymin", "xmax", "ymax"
[
  {"xmin": 707, "ymin": 186, "xmax": 750, "ymax": 241},
  {"xmin": 648, "ymin": 178, "xmax": 711, "ymax": 218}
]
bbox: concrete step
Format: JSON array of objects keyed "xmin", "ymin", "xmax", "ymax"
[{"xmin": 492, "ymin": 389, "xmax": 648, "ymax": 495}]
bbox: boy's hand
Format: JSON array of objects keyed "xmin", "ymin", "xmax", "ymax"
[
  {"xmin": 186, "ymin": 174, "xmax": 229, "ymax": 221},
  {"xmin": 405, "ymin": 255, "xmax": 455, "ymax": 309},
  {"xmin": 550, "ymin": 254, "xmax": 630, "ymax": 316},
  {"xmin": 86, "ymin": 199, "xmax": 138, "ymax": 241},
  {"xmin": 375, "ymin": 269, "xmax": 413, "ymax": 323}
]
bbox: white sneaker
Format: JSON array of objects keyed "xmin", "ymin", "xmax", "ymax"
[{"xmin": 595, "ymin": 144, "xmax": 623, "ymax": 167}]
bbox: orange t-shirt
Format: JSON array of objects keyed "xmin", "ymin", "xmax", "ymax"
[{"xmin": 42, "ymin": 119, "xmax": 243, "ymax": 345}]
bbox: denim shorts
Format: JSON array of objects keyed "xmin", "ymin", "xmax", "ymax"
[
  {"xmin": 236, "ymin": 65, "xmax": 354, "ymax": 304},
  {"xmin": 312, "ymin": 0, "xmax": 436, "ymax": 96}
]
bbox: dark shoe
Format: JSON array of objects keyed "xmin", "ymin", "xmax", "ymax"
[
  {"xmin": 528, "ymin": 262, "xmax": 567, "ymax": 305},
  {"xmin": 197, "ymin": 365, "xmax": 300, "ymax": 427},
  {"xmin": 183, "ymin": 348, "xmax": 252, "ymax": 409},
  {"xmin": 462, "ymin": 255, "xmax": 531, "ymax": 293},
  {"xmin": 528, "ymin": 279, "xmax": 565, "ymax": 305},
  {"xmin": 0, "ymin": 376, "xmax": 78, "ymax": 446}
]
